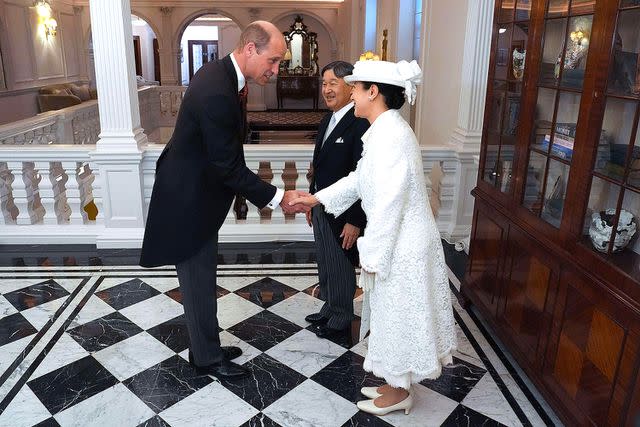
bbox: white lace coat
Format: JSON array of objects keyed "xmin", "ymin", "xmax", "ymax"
[{"xmin": 316, "ymin": 109, "xmax": 457, "ymax": 388}]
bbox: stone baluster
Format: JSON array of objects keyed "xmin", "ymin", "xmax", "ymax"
[
  {"xmin": 245, "ymin": 159, "xmax": 262, "ymax": 223},
  {"xmin": 270, "ymin": 161, "xmax": 286, "ymax": 223},
  {"xmin": 0, "ymin": 163, "xmax": 18, "ymax": 224},
  {"xmin": 34, "ymin": 161, "xmax": 57, "ymax": 224},
  {"xmin": 62, "ymin": 161, "xmax": 83, "ymax": 224},
  {"xmin": 7, "ymin": 161, "xmax": 31, "ymax": 224}
]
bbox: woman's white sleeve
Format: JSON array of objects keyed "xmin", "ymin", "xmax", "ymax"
[
  {"xmin": 356, "ymin": 147, "xmax": 409, "ymax": 280},
  {"xmin": 315, "ymin": 170, "xmax": 360, "ymax": 217}
]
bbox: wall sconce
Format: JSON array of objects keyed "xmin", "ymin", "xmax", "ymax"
[
  {"xmin": 283, "ymin": 49, "xmax": 292, "ymax": 61},
  {"xmin": 34, "ymin": 0, "xmax": 57, "ymax": 40},
  {"xmin": 359, "ymin": 51, "xmax": 380, "ymax": 61}
]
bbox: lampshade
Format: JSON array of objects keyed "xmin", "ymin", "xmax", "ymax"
[{"xmin": 284, "ymin": 49, "xmax": 292, "ymax": 61}]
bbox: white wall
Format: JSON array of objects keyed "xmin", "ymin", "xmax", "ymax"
[
  {"xmin": 132, "ymin": 19, "xmax": 156, "ymax": 81},
  {"xmin": 418, "ymin": 0, "xmax": 468, "ymax": 146}
]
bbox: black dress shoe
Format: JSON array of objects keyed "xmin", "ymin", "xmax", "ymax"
[
  {"xmin": 191, "ymin": 358, "xmax": 249, "ymax": 379},
  {"xmin": 188, "ymin": 346, "xmax": 242, "ymax": 365},
  {"xmin": 305, "ymin": 312, "xmax": 328, "ymax": 324},
  {"xmin": 315, "ymin": 324, "xmax": 349, "ymax": 339}
]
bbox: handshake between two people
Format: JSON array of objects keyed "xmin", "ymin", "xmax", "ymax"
[{"xmin": 279, "ymin": 190, "xmax": 321, "ymax": 215}]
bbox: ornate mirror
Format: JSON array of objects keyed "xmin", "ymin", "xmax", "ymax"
[{"xmin": 281, "ymin": 16, "xmax": 318, "ymax": 76}]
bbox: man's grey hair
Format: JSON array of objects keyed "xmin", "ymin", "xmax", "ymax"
[{"xmin": 321, "ymin": 61, "xmax": 354, "ymax": 79}]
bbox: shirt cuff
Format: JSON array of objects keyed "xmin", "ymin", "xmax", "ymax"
[{"xmin": 266, "ymin": 188, "xmax": 284, "ymax": 210}]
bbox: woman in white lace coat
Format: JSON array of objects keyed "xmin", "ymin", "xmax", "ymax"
[{"xmin": 291, "ymin": 60, "xmax": 457, "ymax": 416}]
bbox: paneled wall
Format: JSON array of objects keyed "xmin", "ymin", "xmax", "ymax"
[{"xmin": 0, "ymin": 0, "xmax": 86, "ymax": 124}]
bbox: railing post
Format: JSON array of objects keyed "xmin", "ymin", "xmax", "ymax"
[
  {"xmin": 7, "ymin": 161, "xmax": 31, "ymax": 225},
  {"xmin": 34, "ymin": 161, "xmax": 58, "ymax": 224},
  {"xmin": 61, "ymin": 161, "xmax": 84, "ymax": 224}
]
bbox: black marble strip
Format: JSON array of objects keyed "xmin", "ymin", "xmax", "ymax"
[
  {"xmin": 450, "ymin": 282, "xmax": 555, "ymax": 427},
  {"xmin": 0, "ymin": 276, "xmax": 104, "ymax": 414},
  {"xmin": 0, "ymin": 277, "xmax": 91, "ymax": 388}
]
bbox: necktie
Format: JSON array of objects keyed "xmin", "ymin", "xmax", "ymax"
[
  {"xmin": 239, "ymin": 84, "xmax": 248, "ymax": 144},
  {"xmin": 322, "ymin": 114, "xmax": 337, "ymax": 148}
]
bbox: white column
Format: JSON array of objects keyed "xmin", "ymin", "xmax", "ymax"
[
  {"xmin": 445, "ymin": 0, "xmax": 494, "ymax": 244},
  {"xmin": 450, "ymin": 0, "xmax": 494, "ymax": 151},
  {"xmin": 89, "ymin": 0, "xmax": 146, "ymax": 247}
]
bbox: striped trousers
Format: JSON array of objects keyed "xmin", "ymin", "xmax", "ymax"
[{"xmin": 312, "ymin": 205, "xmax": 356, "ymax": 330}]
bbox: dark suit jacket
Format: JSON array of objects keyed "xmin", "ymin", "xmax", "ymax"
[
  {"xmin": 311, "ymin": 107, "xmax": 369, "ymax": 266},
  {"xmin": 140, "ymin": 56, "xmax": 276, "ymax": 267}
]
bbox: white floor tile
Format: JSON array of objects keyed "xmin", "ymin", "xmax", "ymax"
[
  {"xmin": 462, "ymin": 374, "xmax": 523, "ymax": 427},
  {"xmin": 263, "ymin": 379, "xmax": 357, "ymax": 427},
  {"xmin": 160, "ymin": 381, "xmax": 258, "ymax": 427},
  {"xmin": 54, "ymin": 383, "xmax": 155, "ymax": 427},
  {"xmin": 31, "ymin": 333, "xmax": 90, "ymax": 379},
  {"xmin": 216, "ymin": 293, "xmax": 263, "ymax": 329},
  {"xmin": 265, "ymin": 329, "xmax": 347, "ymax": 377},
  {"xmin": 0, "ymin": 386, "xmax": 51, "ymax": 427},
  {"xmin": 267, "ymin": 292, "xmax": 324, "ymax": 328},
  {"xmin": 93, "ymin": 331, "xmax": 175, "ymax": 381},
  {"xmin": 119, "ymin": 294, "xmax": 184, "ymax": 330}
]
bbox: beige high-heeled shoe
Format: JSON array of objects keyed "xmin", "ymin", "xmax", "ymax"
[
  {"xmin": 361, "ymin": 386, "xmax": 383, "ymax": 399},
  {"xmin": 357, "ymin": 391, "xmax": 413, "ymax": 416}
]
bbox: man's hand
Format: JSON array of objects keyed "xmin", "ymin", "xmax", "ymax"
[
  {"xmin": 340, "ymin": 223, "xmax": 360, "ymax": 250},
  {"xmin": 281, "ymin": 190, "xmax": 311, "ymax": 214},
  {"xmin": 306, "ymin": 210, "xmax": 312, "ymax": 227}
]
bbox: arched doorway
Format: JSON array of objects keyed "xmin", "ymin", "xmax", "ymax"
[
  {"xmin": 86, "ymin": 14, "xmax": 159, "ymax": 88},
  {"xmin": 176, "ymin": 13, "xmax": 240, "ymax": 86}
]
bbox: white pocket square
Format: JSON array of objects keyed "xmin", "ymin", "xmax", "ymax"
[{"xmin": 335, "ymin": 137, "xmax": 344, "ymax": 143}]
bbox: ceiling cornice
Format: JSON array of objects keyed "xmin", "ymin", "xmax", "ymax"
[{"xmin": 71, "ymin": 0, "xmax": 343, "ymax": 7}]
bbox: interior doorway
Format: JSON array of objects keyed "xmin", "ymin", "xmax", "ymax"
[{"xmin": 188, "ymin": 40, "xmax": 218, "ymax": 79}]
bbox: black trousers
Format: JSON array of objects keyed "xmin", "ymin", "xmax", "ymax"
[
  {"xmin": 175, "ymin": 236, "xmax": 223, "ymax": 366},
  {"xmin": 312, "ymin": 205, "xmax": 356, "ymax": 330}
]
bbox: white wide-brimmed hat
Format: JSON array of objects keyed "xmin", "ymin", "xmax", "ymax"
[{"xmin": 344, "ymin": 60, "xmax": 422, "ymax": 105}]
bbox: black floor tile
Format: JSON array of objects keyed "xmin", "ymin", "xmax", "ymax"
[
  {"xmin": 241, "ymin": 413, "xmax": 281, "ymax": 427},
  {"xmin": 3, "ymin": 279, "xmax": 69, "ymax": 310},
  {"xmin": 235, "ymin": 277, "xmax": 298, "ymax": 308},
  {"xmin": 123, "ymin": 354, "xmax": 213, "ymax": 413},
  {"xmin": 137, "ymin": 415, "xmax": 171, "ymax": 427},
  {"xmin": 218, "ymin": 353, "xmax": 306, "ymax": 411},
  {"xmin": 95, "ymin": 278, "xmax": 160, "ymax": 310},
  {"xmin": 442, "ymin": 240, "xmax": 468, "ymax": 283},
  {"xmin": 441, "ymin": 404, "xmax": 507, "ymax": 426},
  {"xmin": 0, "ymin": 312, "xmax": 37, "ymax": 346},
  {"xmin": 311, "ymin": 351, "xmax": 385, "ymax": 403},
  {"xmin": 27, "ymin": 356, "xmax": 119, "ymax": 415},
  {"xmin": 146, "ymin": 314, "xmax": 190, "ymax": 353},
  {"xmin": 341, "ymin": 412, "xmax": 394, "ymax": 427},
  {"xmin": 227, "ymin": 311, "xmax": 302, "ymax": 352},
  {"xmin": 67, "ymin": 312, "xmax": 143, "ymax": 352},
  {"xmin": 420, "ymin": 356, "xmax": 487, "ymax": 402}
]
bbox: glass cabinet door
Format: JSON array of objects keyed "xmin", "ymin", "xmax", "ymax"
[
  {"xmin": 481, "ymin": 0, "xmax": 530, "ymax": 193},
  {"xmin": 523, "ymin": 0, "xmax": 594, "ymax": 228},
  {"xmin": 583, "ymin": 3, "xmax": 640, "ymax": 256}
]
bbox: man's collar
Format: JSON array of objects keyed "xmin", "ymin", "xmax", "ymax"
[
  {"xmin": 332, "ymin": 102, "xmax": 354, "ymax": 122},
  {"xmin": 229, "ymin": 53, "xmax": 246, "ymax": 92}
]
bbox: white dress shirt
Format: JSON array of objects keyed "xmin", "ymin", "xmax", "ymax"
[
  {"xmin": 322, "ymin": 102, "xmax": 354, "ymax": 148},
  {"xmin": 230, "ymin": 53, "xmax": 284, "ymax": 209}
]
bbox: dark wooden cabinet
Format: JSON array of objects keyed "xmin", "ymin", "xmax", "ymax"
[
  {"xmin": 464, "ymin": 1, "xmax": 640, "ymax": 425},
  {"xmin": 276, "ymin": 76, "xmax": 320, "ymax": 109}
]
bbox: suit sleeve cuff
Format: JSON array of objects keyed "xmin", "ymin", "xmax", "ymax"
[{"xmin": 266, "ymin": 188, "xmax": 284, "ymax": 210}]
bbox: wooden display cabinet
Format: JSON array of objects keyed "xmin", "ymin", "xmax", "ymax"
[{"xmin": 464, "ymin": 0, "xmax": 640, "ymax": 424}]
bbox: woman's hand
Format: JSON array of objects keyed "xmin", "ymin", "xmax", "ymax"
[{"xmin": 289, "ymin": 195, "xmax": 320, "ymax": 209}]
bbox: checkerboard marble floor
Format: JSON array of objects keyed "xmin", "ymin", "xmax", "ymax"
[{"xmin": 0, "ymin": 261, "xmax": 560, "ymax": 426}]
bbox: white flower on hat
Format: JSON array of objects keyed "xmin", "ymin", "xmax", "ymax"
[{"xmin": 396, "ymin": 60, "xmax": 422, "ymax": 105}]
